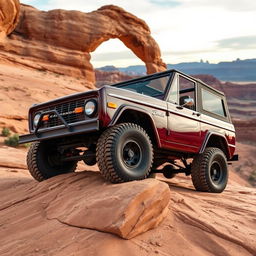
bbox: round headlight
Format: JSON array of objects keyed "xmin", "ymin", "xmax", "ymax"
[
  {"xmin": 33, "ymin": 113, "xmax": 41, "ymax": 127},
  {"xmin": 84, "ymin": 100, "xmax": 97, "ymax": 117}
]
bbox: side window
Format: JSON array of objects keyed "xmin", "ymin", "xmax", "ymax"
[
  {"xmin": 202, "ymin": 89, "xmax": 226, "ymax": 116},
  {"xmin": 179, "ymin": 76, "xmax": 196, "ymax": 110},
  {"xmin": 168, "ymin": 74, "xmax": 178, "ymax": 104}
]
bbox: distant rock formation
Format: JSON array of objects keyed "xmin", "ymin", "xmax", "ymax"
[
  {"xmin": 0, "ymin": 3, "xmax": 166, "ymax": 88},
  {"xmin": 0, "ymin": 0, "xmax": 20, "ymax": 39},
  {"xmin": 95, "ymin": 69, "xmax": 136, "ymax": 87}
]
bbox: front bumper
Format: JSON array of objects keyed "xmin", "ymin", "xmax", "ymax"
[{"xmin": 19, "ymin": 119, "xmax": 99, "ymax": 144}]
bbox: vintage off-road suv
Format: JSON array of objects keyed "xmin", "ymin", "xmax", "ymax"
[{"xmin": 20, "ymin": 69, "xmax": 238, "ymax": 193}]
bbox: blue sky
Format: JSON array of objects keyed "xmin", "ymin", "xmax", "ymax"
[{"xmin": 21, "ymin": 0, "xmax": 256, "ymax": 67}]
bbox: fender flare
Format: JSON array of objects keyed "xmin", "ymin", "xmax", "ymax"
[
  {"xmin": 109, "ymin": 105, "xmax": 161, "ymax": 147},
  {"xmin": 200, "ymin": 131, "xmax": 231, "ymax": 159}
]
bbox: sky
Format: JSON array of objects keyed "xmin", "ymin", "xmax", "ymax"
[{"xmin": 21, "ymin": 0, "xmax": 256, "ymax": 67}]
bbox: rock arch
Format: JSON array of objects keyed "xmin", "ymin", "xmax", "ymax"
[{"xmin": 2, "ymin": 3, "xmax": 166, "ymax": 87}]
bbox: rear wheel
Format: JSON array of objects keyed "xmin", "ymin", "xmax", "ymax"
[
  {"xmin": 27, "ymin": 141, "xmax": 77, "ymax": 182},
  {"xmin": 191, "ymin": 147, "xmax": 228, "ymax": 193},
  {"xmin": 96, "ymin": 123, "xmax": 153, "ymax": 183}
]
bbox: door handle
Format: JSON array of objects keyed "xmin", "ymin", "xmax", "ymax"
[{"xmin": 192, "ymin": 112, "xmax": 201, "ymax": 117}]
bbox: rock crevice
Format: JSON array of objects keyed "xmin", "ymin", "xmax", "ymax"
[{"xmin": 45, "ymin": 172, "xmax": 171, "ymax": 239}]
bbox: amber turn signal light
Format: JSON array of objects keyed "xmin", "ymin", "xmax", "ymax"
[
  {"xmin": 42, "ymin": 115, "xmax": 49, "ymax": 122},
  {"xmin": 74, "ymin": 107, "xmax": 84, "ymax": 114},
  {"xmin": 107, "ymin": 102, "xmax": 117, "ymax": 109}
]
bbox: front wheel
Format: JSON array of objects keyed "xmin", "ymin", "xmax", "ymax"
[
  {"xmin": 191, "ymin": 147, "xmax": 228, "ymax": 193},
  {"xmin": 96, "ymin": 123, "xmax": 153, "ymax": 183},
  {"xmin": 27, "ymin": 141, "xmax": 77, "ymax": 182}
]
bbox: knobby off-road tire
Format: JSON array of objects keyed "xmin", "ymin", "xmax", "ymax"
[
  {"xmin": 191, "ymin": 147, "xmax": 228, "ymax": 193},
  {"xmin": 96, "ymin": 123, "xmax": 154, "ymax": 183},
  {"xmin": 27, "ymin": 141, "xmax": 77, "ymax": 182}
]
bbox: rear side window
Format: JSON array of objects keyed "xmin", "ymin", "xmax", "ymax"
[{"xmin": 202, "ymin": 89, "xmax": 226, "ymax": 116}]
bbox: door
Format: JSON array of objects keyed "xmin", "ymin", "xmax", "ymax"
[{"xmin": 165, "ymin": 74, "xmax": 202, "ymax": 153}]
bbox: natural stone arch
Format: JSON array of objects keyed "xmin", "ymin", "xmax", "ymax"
[
  {"xmin": 87, "ymin": 6, "xmax": 167, "ymax": 75},
  {"xmin": 90, "ymin": 38, "xmax": 146, "ymax": 68},
  {"xmin": 4, "ymin": 4, "xmax": 166, "ymax": 87}
]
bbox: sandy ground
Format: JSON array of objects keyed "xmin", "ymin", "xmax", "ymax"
[{"xmin": 0, "ymin": 145, "xmax": 255, "ymax": 256}]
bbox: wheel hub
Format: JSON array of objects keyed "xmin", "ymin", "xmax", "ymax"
[
  {"xmin": 122, "ymin": 140, "xmax": 142, "ymax": 168},
  {"xmin": 48, "ymin": 152, "xmax": 62, "ymax": 166},
  {"xmin": 127, "ymin": 149, "xmax": 135, "ymax": 158},
  {"xmin": 210, "ymin": 162, "xmax": 222, "ymax": 184}
]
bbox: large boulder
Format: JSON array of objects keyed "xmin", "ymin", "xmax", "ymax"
[
  {"xmin": 0, "ymin": 0, "xmax": 20, "ymax": 38},
  {"xmin": 0, "ymin": 4, "xmax": 166, "ymax": 88},
  {"xmin": 1, "ymin": 171, "xmax": 171, "ymax": 239},
  {"xmin": 46, "ymin": 172, "xmax": 171, "ymax": 239}
]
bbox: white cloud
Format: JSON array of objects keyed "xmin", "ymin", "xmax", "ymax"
[{"xmin": 179, "ymin": 0, "xmax": 256, "ymax": 12}]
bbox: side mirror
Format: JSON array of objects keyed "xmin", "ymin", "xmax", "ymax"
[{"xmin": 182, "ymin": 97, "xmax": 194, "ymax": 107}]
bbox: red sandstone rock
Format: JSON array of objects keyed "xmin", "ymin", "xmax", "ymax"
[
  {"xmin": 95, "ymin": 69, "xmax": 137, "ymax": 87},
  {"xmin": 0, "ymin": 171, "xmax": 171, "ymax": 239},
  {"xmin": 0, "ymin": 4, "xmax": 166, "ymax": 87},
  {"xmin": 0, "ymin": 0, "xmax": 20, "ymax": 38},
  {"xmin": 46, "ymin": 172, "xmax": 171, "ymax": 239},
  {"xmin": 0, "ymin": 160, "xmax": 255, "ymax": 255}
]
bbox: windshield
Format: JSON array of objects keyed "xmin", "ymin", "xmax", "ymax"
[{"xmin": 115, "ymin": 74, "xmax": 171, "ymax": 99}]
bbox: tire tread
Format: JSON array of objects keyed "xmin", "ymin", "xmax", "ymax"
[
  {"xmin": 27, "ymin": 142, "xmax": 45, "ymax": 181},
  {"xmin": 27, "ymin": 142, "xmax": 77, "ymax": 182},
  {"xmin": 191, "ymin": 147, "xmax": 227, "ymax": 193},
  {"xmin": 96, "ymin": 123, "xmax": 153, "ymax": 183}
]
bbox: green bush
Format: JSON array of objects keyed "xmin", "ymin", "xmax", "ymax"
[
  {"xmin": 248, "ymin": 170, "xmax": 256, "ymax": 185},
  {"xmin": 4, "ymin": 134, "xmax": 19, "ymax": 147},
  {"xmin": 24, "ymin": 143, "xmax": 31, "ymax": 148},
  {"xmin": 1, "ymin": 127, "xmax": 11, "ymax": 137}
]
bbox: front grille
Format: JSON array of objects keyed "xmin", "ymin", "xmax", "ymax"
[{"xmin": 35, "ymin": 99, "xmax": 86, "ymax": 129}]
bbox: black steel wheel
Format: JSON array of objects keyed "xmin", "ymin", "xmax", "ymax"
[
  {"xmin": 27, "ymin": 141, "xmax": 77, "ymax": 182},
  {"xmin": 122, "ymin": 140, "xmax": 142, "ymax": 168},
  {"xmin": 96, "ymin": 123, "xmax": 153, "ymax": 183},
  {"xmin": 191, "ymin": 147, "xmax": 228, "ymax": 193}
]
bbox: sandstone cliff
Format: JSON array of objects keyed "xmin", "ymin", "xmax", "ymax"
[
  {"xmin": 0, "ymin": 0, "xmax": 19, "ymax": 39},
  {"xmin": 0, "ymin": 2, "xmax": 166, "ymax": 88}
]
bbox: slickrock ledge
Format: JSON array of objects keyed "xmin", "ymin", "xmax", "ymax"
[{"xmin": 1, "ymin": 171, "xmax": 171, "ymax": 239}]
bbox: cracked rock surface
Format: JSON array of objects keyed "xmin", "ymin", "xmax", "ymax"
[
  {"xmin": 0, "ymin": 171, "xmax": 170, "ymax": 240},
  {"xmin": 0, "ymin": 148, "xmax": 255, "ymax": 256}
]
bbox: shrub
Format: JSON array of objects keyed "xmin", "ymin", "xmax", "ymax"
[
  {"xmin": 4, "ymin": 134, "xmax": 19, "ymax": 147},
  {"xmin": 248, "ymin": 170, "xmax": 256, "ymax": 186},
  {"xmin": 24, "ymin": 143, "xmax": 31, "ymax": 148},
  {"xmin": 1, "ymin": 127, "xmax": 10, "ymax": 137}
]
